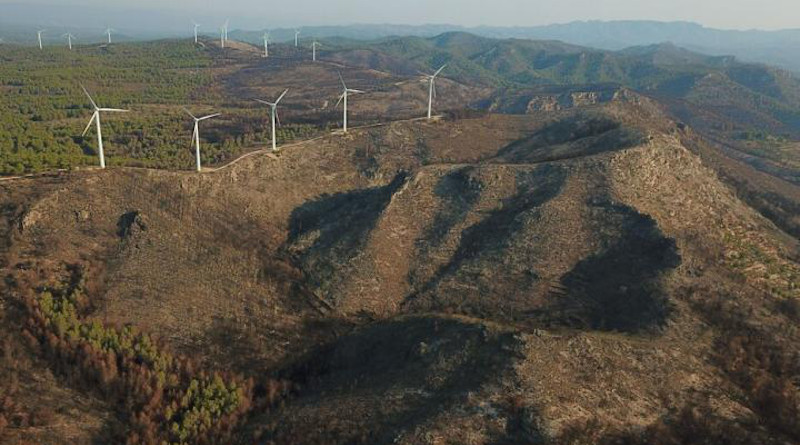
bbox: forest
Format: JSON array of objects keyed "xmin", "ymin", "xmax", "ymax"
[
  {"xmin": 6, "ymin": 266, "xmax": 290, "ymax": 445},
  {"xmin": 0, "ymin": 40, "xmax": 320, "ymax": 175}
]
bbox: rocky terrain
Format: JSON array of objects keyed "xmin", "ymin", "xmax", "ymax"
[{"xmin": 1, "ymin": 90, "xmax": 799, "ymax": 444}]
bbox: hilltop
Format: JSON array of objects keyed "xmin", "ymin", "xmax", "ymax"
[
  {"xmin": 1, "ymin": 95, "xmax": 799, "ymax": 444},
  {"xmin": 1, "ymin": 28, "xmax": 800, "ymax": 445}
]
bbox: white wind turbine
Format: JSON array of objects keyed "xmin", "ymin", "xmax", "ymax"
[
  {"xmin": 184, "ymin": 108, "xmax": 221, "ymax": 172},
  {"xmin": 262, "ymin": 32, "xmax": 270, "ymax": 58},
  {"xmin": 219, "ymin": 26, "xmax": 225, "ymax": 48},
  {"xmin": 294, "ymin": 29, "xmax": 300, "ymax": 47},
  {"xmin": 81, "ymin": 86, "xmax": 129, "ymax": 169},
  {"xmin": 336, "ymin": 73, "xmax": 364, "ymax": 133},
  {"xmin": 62, "ymin": 33, "xmax": 75, "ymax": 50},
  {"xmin": 37, "ymin": 30, "xmax": 45, "ymax": 50},
  {"xmin": 104, "ymin": 27, "xmax": 114, "ymax": 44},
  {"xmin": 192, "ymin": 22, "xmax": 200, "ymax": 44},
  {"xmin": 254, "ymin": 89, "xmax": 289, "ymax": 152},
  {"xmin": 312, "ymin": 40, "xmax": 320, "ymax": 62},
  {"xmin": 423, "ymin": 64, "xmax": 447, "ymax": 120}
]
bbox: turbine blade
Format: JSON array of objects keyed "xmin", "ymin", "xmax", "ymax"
[
  {"xmin": 81, "ymin": 85, "xmax": 98, "ymax": 110},
  {"xmin": 348, "ymin": 89, "xmax": 365, "ymax": 94},
  {"xmin": 198, "ymin": 113, "xmax": 220, "ymax": 121},
  {"xmin": 338, "ymin": 72, "xmax": 347, "ymax": 90},
  {"xmin": 183, "ymin": 107, "xmax": 197, "ymax": 119},
  {"xmin": 335, "ymin": 93, "xmax": 345, "ymax": 108},
  {"xmin": 433, "ymin": 64, "xmax": 447, "ymax": 77},
  {"xmin": 275, "ymin": 88, "xmax": 289, "ymax": 104},
  {"xmin": 82, "ymin": 112, "xmax": 97, "ymax": 136},
  {"xmin": 274, "ymin": 108, "xmax": 281, "ymax": 127},
  {"xmin": 191, "ymin": 124, "xmax": 198, "ymax": 143},
  {"xmin": 99, "ymin": 108, "xmax": 129, "ymax": 112},
  {"xmin": 254, "ymin": 99, "xmax": 273, "ymax": 106}
]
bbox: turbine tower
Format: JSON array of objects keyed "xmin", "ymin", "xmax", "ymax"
[
  {"xmin": 336, "ymin": 73, "xmax": 364, "ymax": 133},
  {"xmin": 184, "ymin": 109, "xmax": 221, "ymax": 172},
  {"xmin": 312, "ymin": 40, "xmax": 320, "ymax": 62},
  {"xmin": 37, "ymin": 30, "xmax": 45, "ymax": 50},
  {"xmin": 219, "ymin": 26, "xmax": 225, "ymax": 48},
  {"xmin": 262, "ymin": 32, "xmax": 270, "ymax": 58},
  {"xmin": 62, "ymin": 33, "xmax": 75, "ymax": 50},
  {"xmin": 423, "ymin": 64, "xmax": 447, "ymax": 120},
  {"xmin": 294, "ymin": 29, "xmax": 300, "ymax": 47},
  {"xmin": 105, "ymin": 27, "xmax": 114, "ymax": 44},
  {"xmin": 81, "ymin": 86, "xmax": 129, "ymax": 169},
  {"xmin": 193, "ymin": 22, "xmax": 200, "ymax": 44},
  {"xmin": 255, "ymin": 89, "xmax": 289, "ymax": 152}
]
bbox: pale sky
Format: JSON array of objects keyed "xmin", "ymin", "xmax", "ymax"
[{"xmin": 2, "ymin": 0, "xmax": 798, "ymax": 30}]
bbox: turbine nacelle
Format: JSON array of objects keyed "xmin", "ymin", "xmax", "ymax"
[
  {"xmin": 80, "ymin": 86, "xmax": 129, "ymax": 168},
  {"xmin": 254, "ymin": 89, "xmax": 289, "ymax": 151},
  {"xmin": 422, "ymin": 64, "xmax": 447, "ymax": 119},
  {"xmin": 184, "ymin": 108, "xmax": 220, "ymax": 172}
]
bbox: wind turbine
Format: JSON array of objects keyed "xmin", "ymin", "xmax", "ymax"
[
  {"xmin": 423, "ymin": 64, "xmax": 446, "ymax": 120},
  {"xmin": 37, "ymin": 30, "xmax": 45, "ymax": 50},
  {"xmin": 336, "ymin": 73, "xmax": 364, "ymax": 133},
  {"xmin": 192, "ymin": 22, "xmax": 200, "ymax": 44},
  {"xmin": 184, "ymin": 108, "xmax": 220, "ymax": 172},
  {"xmin": 254, "ymin": 89, "xmax": 289, "ymax": 152},
  {"xmin": 312, "ymin": 40, "xmax": 320, "ymax": 62},
  {"xmin": 105, "ymin": 27, "xmax": 114, "ymax": 44},
  {"xmin": 62, "ymin": 33, "xmax": 75, "ymax": 50},
  {"xmin": 219, "ymin": 26, "xmax": 225, "ymax": 48},
  {"xmin": 294, "ymin": 29, "xmax": 300, "ymax": 47},
  {"xmin": 80, "ymin": 86, "xmax": 129, "ymax": 169},
  {"xmin": 262, "ymin": 32, "xmax": 270, "ymax": 58}
]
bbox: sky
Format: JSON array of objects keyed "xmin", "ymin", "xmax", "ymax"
[{"xmin": 1, "ymin": 0, "xmax": 798, "ymax": 30}]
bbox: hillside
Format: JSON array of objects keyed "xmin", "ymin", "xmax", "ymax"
[
  {"xmin": 1, "ymin": 98, "xmax": 799, "ymax": 444},
  {"xmin": 3, "ymin": 34, "xmax": 800, "ymax": 176},
  {"xmin": 325, "ymin": 34, "xmax": 800, "ymax": 240}
]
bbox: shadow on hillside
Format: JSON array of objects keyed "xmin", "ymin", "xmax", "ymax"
[
  {"xmin": 408, "ymin": 167, "xmax": 485, "ymax": 290},
  {"xmin": 285, "ymin": 172, "xmax": 409, "ymax": 306},
  {"xmin": 424, "ymin": 167, "xmax": 484, "ymax": 250},
  {"xmin": 493, "ymin": 113, "xmax": 645, "ymax": 164},
  {"xmin": 406, "ymin": 165, "xmax": 567, "ymax": 313},
  {"xmin": 264, "ymin": 316, "xmax": 519, "ymax": 445},
  {"xmin": 533, "ymin": 200, "xmax": 681, "ymax": 333}
]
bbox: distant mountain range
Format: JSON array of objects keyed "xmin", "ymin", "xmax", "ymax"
[
  {"xmin": 315, "ymin": 32, "xmax": 800, "ymax": 139},
  {"xmin": 1, "ymin": 2, "xmax": 800, "ymax": 72},
  {"xmin": 238, "ymin": 22, "xmax": 800, "ymax": 72}
]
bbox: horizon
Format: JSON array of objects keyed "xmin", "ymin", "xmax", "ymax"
[{"xmin": 1, "ymin": 0, "xmax": 798, "ymax": 32}]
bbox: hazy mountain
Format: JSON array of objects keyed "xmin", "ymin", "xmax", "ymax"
[
  {"xmin": 255, "ymin": 22, "xmax": 800, "ymax": 72},
  {"xmin": 2, "ymin": 2, "xmax": 800, "ymax": 71},
  {"xmin": 326, "ymin": 33, "xmax": 800, "ymax": 132}
]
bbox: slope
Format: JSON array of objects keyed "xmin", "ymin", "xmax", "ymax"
[{"xmin": 1, "ymin": 96, "xmax": 799, "ymax": 444}]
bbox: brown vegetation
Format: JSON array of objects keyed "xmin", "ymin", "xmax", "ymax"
[{"xmin": 16, "ymin": 266, "xmax": 289, "ymax": 445}]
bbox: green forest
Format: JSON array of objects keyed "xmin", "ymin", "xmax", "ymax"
[{"xmin": 0, "ymin": 40, "xmax": 318, "ymax": 175}]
